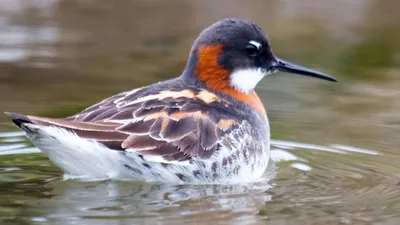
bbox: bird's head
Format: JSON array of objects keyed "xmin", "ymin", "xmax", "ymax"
[{"xmin": 183, "ymin": 18, "xmax": 336, "ymax": 95}]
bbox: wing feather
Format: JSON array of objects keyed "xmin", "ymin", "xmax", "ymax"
[{"xmin": 13, "ymin": 86, "xmax": 242, "ymax": 163}]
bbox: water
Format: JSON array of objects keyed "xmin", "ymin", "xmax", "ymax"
[{"xmin": 1, "ymin": 0, "xmax": 400, "ymax": 224}]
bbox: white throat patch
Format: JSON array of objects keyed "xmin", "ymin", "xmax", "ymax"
[{"xmin": 229, "ymin": 68, "xmax": 267, "ymax": 94}]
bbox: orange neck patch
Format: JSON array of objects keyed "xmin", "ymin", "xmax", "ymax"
[{"xmin": 195, "ymin": 44, "xmax": 266, "ymax": 115}]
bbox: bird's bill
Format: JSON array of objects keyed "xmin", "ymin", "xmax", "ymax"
[{"xmin": 273, "ymin": 58, "xmax": 337, "ymax": 82}]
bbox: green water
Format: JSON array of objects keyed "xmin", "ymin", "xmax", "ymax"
[{"xmin": 1, "ymin": 0, "xmax": 400, "ymax": 224}]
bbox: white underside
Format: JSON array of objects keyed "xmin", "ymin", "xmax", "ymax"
[{"xmin": 21, "ymin": 123, "xmax": 270, "ymax": 184}]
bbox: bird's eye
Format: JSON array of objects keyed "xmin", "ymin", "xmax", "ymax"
[{"xmin": 245, "ymin": 44, "xmax": 259, "ymax": 56}]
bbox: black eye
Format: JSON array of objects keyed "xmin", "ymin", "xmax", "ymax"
[{"xmin": 245, "ymin": 44, "xmax": 259, "ymax": 56}]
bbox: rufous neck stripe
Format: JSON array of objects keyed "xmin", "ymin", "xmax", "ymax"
[{"xmin": 195, "ymin": 44, "xmax": 266, "ymax": 115}]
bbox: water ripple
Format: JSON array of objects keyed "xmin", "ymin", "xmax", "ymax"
[{"xmin": 0, "ymin": 130, "xmax": 399, "ymax": 224}]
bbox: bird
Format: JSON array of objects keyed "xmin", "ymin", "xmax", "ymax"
[{"xmin": 5, "ymin": 18, "xmax": 336, "ymax": 184}]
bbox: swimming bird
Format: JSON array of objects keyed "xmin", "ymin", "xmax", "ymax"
[{"xmin": 5, "ymin": 18, "xmax": 336, "ymax": 184}]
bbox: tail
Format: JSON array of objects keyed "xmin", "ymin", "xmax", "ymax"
[
  {"xmin": 5, "ymin": 112, "xmax": 34, "ymax": 130},
  {"xmin": 5, "ymin": 111, "xmax": 117, "ymax": 130},
  {"xmin": 4, "ymin": 111, "xmax": 127, "ymax": 145}
]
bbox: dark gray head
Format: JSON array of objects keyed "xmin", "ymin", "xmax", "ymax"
[{"xmin": 182, "ymin": 18, "xmax": 336, "ymax": 94}]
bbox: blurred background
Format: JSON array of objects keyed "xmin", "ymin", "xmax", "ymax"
[{"xmin": 0, "ymin": 0, "xmax": 400, "ymax": 224}]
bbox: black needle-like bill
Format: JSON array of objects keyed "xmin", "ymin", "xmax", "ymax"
[{"xmin": 274, "ymin": 58, "xmax": 337, "ymax": 82}]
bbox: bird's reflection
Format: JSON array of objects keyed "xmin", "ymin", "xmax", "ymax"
[{"xmin": 31, "ymin": 168, "xmax": 275, "ymax": 224}]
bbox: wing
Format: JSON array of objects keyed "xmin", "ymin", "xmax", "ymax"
[{"xmin": 25, "ymin": 86, "xmax": 243, "ymax": 162}]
